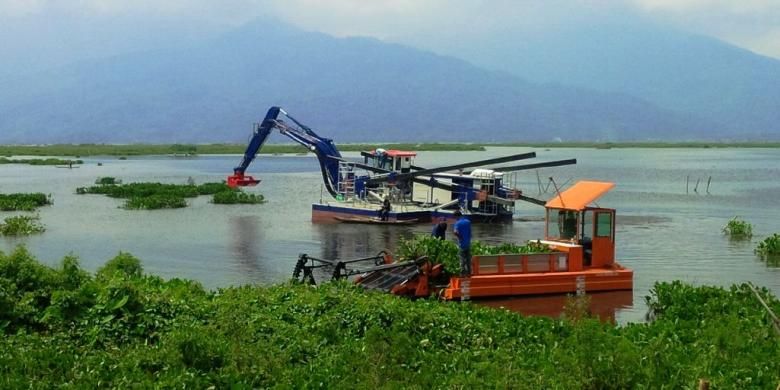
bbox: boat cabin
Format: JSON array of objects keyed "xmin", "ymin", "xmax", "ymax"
[
  {"xmin": 363, "ymin": 149, "xmax": 416, "ymax": 173},
  {"xmin": 541, "ymin": 181, "xmax": 616, "ymax": 270},
  {"xmin": 442, "ymin": 180, "xmax": 631, "ymax": 300}
]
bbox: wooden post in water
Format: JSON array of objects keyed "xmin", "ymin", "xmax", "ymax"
[
  {"xmin": 706, "ymin": 176, "xmax": 712, "ymax": 194},
  {"xmin": 536, "ymin": 170, "xmax": 543, "ymax": 195},
  {"xmin": 694, "ymin": 177, "xmax": 700, "ymax": 194},
  {"xmin": 686, "ymin": 175, "xmax": 689, "ymax": 194}
]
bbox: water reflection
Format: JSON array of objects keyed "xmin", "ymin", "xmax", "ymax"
[
  {"xmin": 229, "ymin": 215, "xmax": 263, "ymax": 277},
  {"xmin": 479, "ymin": 290, "xmax": 634, "ymax": 323},
  {"xmin": 317, "ymin": 224, "xmax": 417, "ymax": 260}
]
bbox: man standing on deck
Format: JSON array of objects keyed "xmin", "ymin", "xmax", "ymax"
[
  {"xmin": 379, "ymin": 196, "xmax": 391, "ymax": 221},
  {"xmin": 431, "ymin": 218, "xmax": 447, "ymax": 240},
  {"xmin": 453, "ymin": 210, "xmax": 472, "ymax": 277}
]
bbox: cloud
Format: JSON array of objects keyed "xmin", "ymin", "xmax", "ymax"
[
  {"xmin": 630, "ymin": 0, "xmax": 780, "ymax": 57},
  {"xmin": 1, "ymin": 0, "xmax": 779, "ymax": 58}
]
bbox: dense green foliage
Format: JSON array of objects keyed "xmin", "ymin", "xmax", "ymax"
[
  {"xmin": 212, "ymin": 190, "xmax": 266, "ymax": 204},
  {"xmin": 722, "ymin": 217, "xmax": 753, "ymax": 239},
  {"xmin": 755, "ymin": 234, "xmax": 780, "ymax": 264},
  {"xmin": 0, "ymin": 248, "xmax": 778, "ymax": 388},
  {"xmin": 396, "ymin": 235, "xmax": 552, "ymax": 274},
  {"xmin": 0, "ymin": 215, "xmax": 45, "ymax": 236},
  {"xmin": 0, "ymin": 193, "xmax": 51, "ymax": 211},
  {"xmin": 76, "ymin": 181, "xmax": 261, "ymax": 210},
  {"xmin": 0, "ymin": 157, "xmax": 82, "ymax": 165}
]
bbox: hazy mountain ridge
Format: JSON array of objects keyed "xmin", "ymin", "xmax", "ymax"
[
  {"xmin": 0, "ymin": 19, "xmax": 754, "ymax": 144},
  {"xmin": 442, "ymin": 22, "xmax": 780, "ymax": 138}
]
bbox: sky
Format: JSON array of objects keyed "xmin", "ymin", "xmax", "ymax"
[{"xmin": 1, "ymin": 0, "xmax": 779, "ymax": 60}]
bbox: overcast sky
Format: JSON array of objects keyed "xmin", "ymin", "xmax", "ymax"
[{"xmin": 2, "ymin": 0, "xmax": 779, "ymax": 59}]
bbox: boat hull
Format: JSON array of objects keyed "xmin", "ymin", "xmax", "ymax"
[
  {"xmin": 312, "ymin": 203, "xmax": 431, "ymax": 223},
  {"xmin": 442, "ymin": 266, "xmax": 633, "ymax": 300},
  {"xmin": 312, "ymin": 203, "xmax": 514, "ymax": 223}
]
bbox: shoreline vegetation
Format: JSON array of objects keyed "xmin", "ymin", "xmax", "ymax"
[
  {"xmin": 0, "ymin": 156, "xmax": 83, "ymax": 165},
  {"xmin": 1, "ymin": 141, "xmax": 780, "ymax": 157},
  {"xmin": 0, "ymin": 247, "xmax": 778, "ymax": 387}
]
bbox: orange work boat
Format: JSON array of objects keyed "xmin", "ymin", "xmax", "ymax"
[{"xmin": 442, "ymin": 180, "xmax": 633, "ymax": 299}]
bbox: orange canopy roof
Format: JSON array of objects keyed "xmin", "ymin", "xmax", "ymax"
[{"xmin": 545, "ymin": 181, "xmax": 615, "ymax": 210}]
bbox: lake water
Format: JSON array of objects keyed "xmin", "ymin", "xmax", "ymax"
[{"xmin": 1, "ymin": 147, "xmax": 779, "ymax": 323}]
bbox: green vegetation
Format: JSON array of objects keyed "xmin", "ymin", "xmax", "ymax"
[
  {"xmin": 95, "ymin": 177, "xmax": 121, "ymax": 185},
  {"xmin": 76, "ymin": 181, "xmax": 263, "ymax": 210},
  {"xmin": 0, "ymin": 157, "xmax": 82, "ymax": 165},
  {"xmin": 0, "ymin": 193, "xmax": 51, "ymax": 211},
  {"xmin": 124, "ymin": 195, "xmax": 188, "ymax": 210},
  {"xmin": 396, "ymin": 235, "xmax": 552, "ymax": 274},
  {"xmin": 0, "ymin": 143, "xmax": 485, "ymax": 157},
  {"xmin": 755, "ymin": 234, "xmax": 780, "ymax": 265},
  {"xmin": 0, "ymin": 215, "xmax": 45, "ymax": 236},
  {"xmin": 0, "ymin": 248, "xmax": 778, "ymax": 388},
  {"xmin": 722, "ymin": 217, "xmax": 753, "ymax": 239},
  {"xmin": 169, "ymin": 144, "xmax": 198, "ymax": 155},
  {"xmin": 212, "ymin": 190, "xmax": 265, "ymax": 204}
]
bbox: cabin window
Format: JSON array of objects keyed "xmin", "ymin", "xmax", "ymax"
[
  {"xmin": 582, "ymin": 210, "xmax": 594, "ymax": 242},
  {"xmin": 596, "ymin": 212, "xmax": 612, "ymax": 237},
  {"xmin": 547, "ymin": 209, "xmax": 577, "ymax": 240},
  {"xmin": 395, "ymin": 158, "xmax": 401, "ymax": 171},
  {"xmin": 546, "ymin": 209, "xmax": 559, "ymax": 239}
]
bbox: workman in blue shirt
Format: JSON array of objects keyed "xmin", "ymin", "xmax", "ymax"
[
  {"xmin": 431, "ymin": 218, "xmax": 447, "ymax": 240},
  {"xmin": 453, "ymin": 210, "xmax": 472, "ymax": 277}
]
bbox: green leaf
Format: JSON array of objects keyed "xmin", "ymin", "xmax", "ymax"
[{"xmin": 110, "ymin": 295, "xmax": 129, "ymax": 311}]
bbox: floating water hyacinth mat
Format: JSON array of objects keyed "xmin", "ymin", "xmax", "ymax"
[
  {"xmin": 76, "ymin": 181, "xmax": 264, "ymax": 210},
  {"xmin": 0, "ymin": 215, "xmax": 45, "ymax": 236},
  {"xmin": 0, "ymin": 193, "xmax": 52, "ymax": 211}
]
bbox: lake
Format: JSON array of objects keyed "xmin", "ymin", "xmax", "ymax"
[{"xmin": 1, "ymin": 147, "xmax": 778, "ymax": 323}]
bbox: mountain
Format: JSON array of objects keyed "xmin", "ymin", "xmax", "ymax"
[
  {"xmin": 0, "ymin": 19, "xmax": 717, "ymax": 144},
  {"xmin": 432, "ymin": 22, "xmax": 780, "ymax": 139}
]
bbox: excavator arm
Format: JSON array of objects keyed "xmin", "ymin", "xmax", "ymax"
[
  {"xmin": 228, "ymin": 107, "xmax": 343, "ymax": 197},
  {"xmin": 228, "ymin": 107, "xmax": 283, "ymax": 187}
]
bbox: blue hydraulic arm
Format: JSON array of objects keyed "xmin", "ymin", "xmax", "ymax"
[
  {"xmin": 227, "ymin": 107, "xmax": 344, "ymax": 198},
  {"xmin": 228, "ymin": 107, "xmax": 283, "ymax": 187}
]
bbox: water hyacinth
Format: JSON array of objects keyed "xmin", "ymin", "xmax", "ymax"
[
  {"xmin": 0, "ymin": 215, "xmax": 46, "ymax": 236},
  {"xmin": 755, "ymin": 233, "xmax": 780, "ymax": 265},
  {"xmin": 0, "ymin": 193, "xmax": 52, "ymax": 211},
  {"xmin": 0, "ymin": 248, "xmax": 777, "ymax": 388},
  {"xmin": 396, "ymin": 235, "xmax": 553, "ymax": 275},
  {"xmin": 76, "ymin": 180, "xmax": 263, "ymax": 210},
  {"xmin": 212, "ymin": 191, "xmax": 265, "ymax": 204},
  {"xmin": 94, "ymin": 177, "xmax": 121, "ymax": 185},
  {"xmin": 722, "ymin": 217, "xmax": 753, "ymax": 239}
]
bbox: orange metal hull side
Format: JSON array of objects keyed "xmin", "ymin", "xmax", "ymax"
[{"xmin": 443, "ymin": 267, "xmax": 633, "ymax": 300}]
